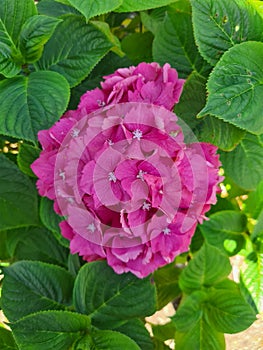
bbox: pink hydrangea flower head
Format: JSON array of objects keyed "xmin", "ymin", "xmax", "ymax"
[{"xmin": 31, "ymin": 63, "xmax": 222, "ymax": 278}]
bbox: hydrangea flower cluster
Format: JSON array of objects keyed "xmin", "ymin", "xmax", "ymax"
[{"xmin": 32, "ymin": 62, "xmax": 222, "ymax": 278}]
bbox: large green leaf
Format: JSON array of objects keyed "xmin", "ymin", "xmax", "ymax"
[
  {"xmin": 153, "ymin": 4, "xmax": 210, "ymax": 78},
  {"xmin": 190, "ymin": 0, "xmax": 263, "ymax": 65},
  {"xmin": 199, "ymin": 42, "xmax": 263, "ymax": 135},
  {"xmin": 0, "ymin": 71, "xmax": 70, "ymax": 142},
  {"xmin": 39, "ymin": 197, "xmax": 69, "ymax": 248},
  {"xmin": 0, "ymin": 154, "xmax": 39, "ymax": 230},
  {"xmin": 11, "ymin": 311, "xmax": 91, "ymax": 350},
  {"xmin": 179, "ymin": 243, "xmax": 231, "ymax": 294},
  {"xmin": 1, "ymin": 261, "xmax": 74, "ymax": 322},
  {"xmin": 115, "ymin": 319, "xmax": 154, "ymax": 350},
  {"xmin": 205, "ymin": 289, "xmax": 256, "ymax": 333},
  {"xmin": 37, "ymin": 0, "xmax": 80, "ymax": 17},
  {"xmin": 0, "ymin": 231, "xmax": 11, "ymax": 260},
  {"xmin": 240, "ymin": 252, "xmax": 263, "ymax": 312},
  {"xmin": 220, "ymin": 133, "xmax": 263, "ymax": 190},
  {"xmin": 0, "ymin": 0, "xmax": 37, "ymax": 45},
  {"xmin": 36, "ymin": 15, "xmax": 113, "ymax": 87},
  {"xmin": 68, "ymin": 0, "xmax": 122, "ymax": 21},
  {"xmin": 0, "ymin": 22, "xmax": 22, "ymax": 78},
  {"xmin": 6, "ymin": 226, "xmax": 69, "ymax": 266},
  {"xmin": 73, "ymin": 260, "xmax": 157, "ymax": 328},
  {"xmin": 153, "ymin": 263, "xmax": 182, "ymax": 309},
  {"xmin": 0, "ymin": 327, "xmax": 18, "ymax": 350},
  {"xmin": 116, "ymin": 0, "xmax": 176, "ymax": 12},
  {"xmin": 199, "ymin": 211, "xmax": 247, "ymax": 256},
  {"xmin": 19, "ymin": 15, "xmax": 61, "ymax": 63},
  {"xmin": 17, "ymin": 143, "xmax": 40, "ymax": 177}
]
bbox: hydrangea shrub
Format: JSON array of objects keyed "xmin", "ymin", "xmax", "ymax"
[{"xmin": 0, "ymin": 0, "xmax": 262, "ymax": 349}]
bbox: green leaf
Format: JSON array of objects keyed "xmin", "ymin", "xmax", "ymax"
[
  {"xmin": 39, "ymin": 197, "xmax": 69, "ymax": 248},
  {"xmin": 153, "ymin": 263, "xmax": 182, "ymax": 310},
  {"xmin": 1, "ymin": 261, "xmax": 74, "ymax": 322},
  {"xmin": 153, "ymin": 4, "xmax": 211, "ymax": 78},
  {"xmin": 17, "ymin": 143, "xmax": 40, "ymax": 177},
  {"xmin": 199, "ymin": 211, "xmax": 247, "ymax": 256},
  {"xmin": 0, "ymin": 231, "xmax": 11, "ymax": 260},
  {"xmin": 73, "ymin": 260, "xmax": 157, "ymax": 328},
  {"xmin": 0, "ymin": 327, "xmax": 18, "ymax": 350},
  {"xmin": 190, "ymin": 0, "xmax": 263, "ymax": 65},
  {"xmin": 11, "ymin": 311, "xmax": 91, "ymax": 350},
  {"xmin": 0, "ymin": 0, "xmax": 37, "ymax": 45},
  {"xmin": 38, "ymin": 0, "xmax": 80, "ymax": 17},
  {"xmin": 116, "ymin": 0, "xmax": 176, "ymax": 12},
  {"xmin": 172, "ymin": 291, "xmax": 206, "ymax": 332},
  {"xmin": 121, "ymin": 32, "xmax": 153, "ymax": 65},
  {"xmin": 36, "ymin": 15, "xmax": 113, "ymax": 87},
  {"xmin": 175, "ymin": 316, "xmax": 225, "ymax": 350},
  {"xmin": 91, "ymin": 21, "xmax": 124, "ymax": 57},
  {"xmin": 0, "ymin": 12, "xmax": 25, "ymax": 78},
  {"xmin": 252, "ymin": 210, "xmax": 263, "ymax": 242},
  {"xmin": 199, "ymin": 42, "xmax": 263, "ymax": 135},
  {"xmin": 6, "ymin": 226, "xmax": 69, "ymax": 266},
  {"xmin": 205, "ymin": 289, "xmax": 257, "ymax": 333},
  {"xmin": 220, "ymin": 133, "xmax": 263, "ymax": 190},
  {"xmin": 88, "ymin": 329, "xmax": 140, "ymax": 350},
  {"xmin": 152, "ymin": 322, "xmax": 176, "ymax": 342},
  {"xmin": 68, "ymin": 0, "xmax": 122, "ymax": 21},
  {"xmin": 115, "ymin": 319, "xmax": 154, "ymax": 350},
  {"xmin": 240, "ymin": 252, "xmax": 263, "ymax": 312},
  {"xmin": 195, "ymin": 116, "xmax": 245, "ymax": 151},
  {"xmin": 0, "ymin": 71, "xmax": 70, "ymax": 143},
  {"xmin": 0, "ymin": 154, "xmax": 39, "ymax": 230},
  {"xmin": 19, "ymin": 15, "xmax": 61, "ymax": 63},
  {"xmin": 179, "ymin": 243, "xmax": 231, "ymax": 294}
]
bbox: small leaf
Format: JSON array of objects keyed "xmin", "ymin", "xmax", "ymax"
[
  {"xmin": 199, "ymin": 42, "xmax": 263, "ymax": 135},
  {"xmin": 244, "ymin": 180, "xmax": 263, "ymax": 218},
  {"xmin": 190, "ymin": 0, "xmax": 263, "ymax": 65},
  {"xmin": 1, "ymin": 261, "xmax": 74, "ymax": 322},
  {"xmin": 0, "ymin": 327, "xmax": 18, "ymax": 350},
  {"xmin": 0, "ymin": 154, "xmax": 39, "ymax": 230},
  {"xmin": 205, "ymin": 289, "xmax": 257, "ymax": 333},
  {"xmin": 11, "ymin": 311, "xmax": 91, "ymax": 350},
  {"xmin": 220, "ymin": 133, "xmax": 263, "ymax": 190},
  {"xmin": 152, "ymin": 322, "xmax": 176, "ymax": 343},
  {"xmin": 141, "ymin": 7, "xmax": 167, "ymax": 35},
  {"xmin": 68, "ymin": 0, "xmax": 122, "ymax": 21},
  {"xmin": 116, "ymin": 0, "xmax": 176, "ymax": 12},
  {"xmin": 73, "ymin": 260, "xmax": 157, "ymax": 328},
  {"xmin": 0, "ymin": 40, "xmax": 21, "ymax": 78},
  {"xmin": 0, "ymin": 0, "xmax": 37, "ymax": 45},
  {"xmin": 179, "ymin": 243, "xmax": 231, "ymax": 294},
  {"xmin": 199, "ymin": 211, "xmax": 247, "ymax": 255},
  {"xmin": 17, "ymin": 143, "xmax": 40, "ymax": 177},
  {"xmin": 115, "ymin": 319, "xmax": 154, "ymax": 350},
  {"xmin": 89, "ymin": 329, "xmax": 140, "ymax": 350},
  {"xmin": 19, "ymin": 15, "xmax": 62, "ymax": 63},
  {"xmin": 36, "ymin": 15, "xmax": 113, "ymax": 87},
  {"xmin": 0, "ymin": 71, "xmax": 70, "ymax": 143},
  {"xmin": 153, "ymin": 5, "xmax": 211, "ymax": 78}
]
